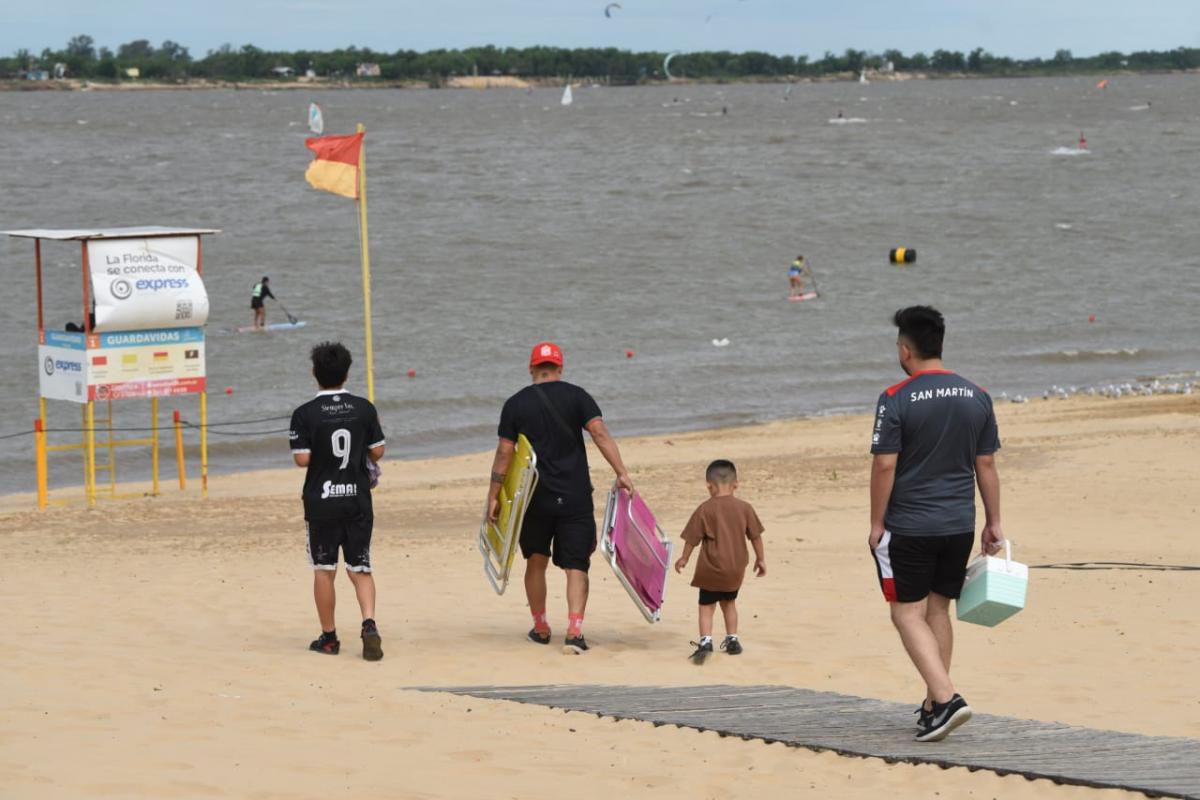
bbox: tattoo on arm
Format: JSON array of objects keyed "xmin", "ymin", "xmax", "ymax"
[{"xmin": 490, "ymin": 472, "xmax": 506, "ymax": 484}]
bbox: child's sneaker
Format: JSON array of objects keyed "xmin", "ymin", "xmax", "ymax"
[
  {"xmin": 309, "ymin": 631, "xmax": 340, "ymax": 655},
  {"xmin": 689, "ymin": 639, "xmax": 714, "ymax": 664},
  {"xmin": 720, "ymin": 635, "xmax": 743, "ymax": 655},
  {"xmin": 361, "ymin": 619, "xmax": 383, "ymax": 661}
]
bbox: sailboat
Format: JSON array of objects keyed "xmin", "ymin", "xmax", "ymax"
[
  {"xmin": 561, "ymin": 84, "xmax": 574, "ymax": 106},
  {"xmin": 859, "ymin": 69, "xmax": 869, "ymax": 85}
]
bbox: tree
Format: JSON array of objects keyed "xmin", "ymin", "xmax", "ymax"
[
  {"xmin": 118, "ymin": 40, "xmax": 155, "ymax": 60},
  {"xmin": 930, "ymin": 49, "xmax": 966, "ymax": 72},
  {"xmin": 159, "ymin": 40, "xmax": 190, "ymax": 62},
  {"xmin": 66, "ymin": 34, "xmax": 96, "ymax": 61}
]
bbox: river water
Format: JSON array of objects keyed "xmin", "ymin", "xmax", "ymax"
[{"xmin": 2, "ymin": 75, "xmax": 1198, "ymax": 494}]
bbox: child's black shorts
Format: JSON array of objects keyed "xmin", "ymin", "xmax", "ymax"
[
  {"xmin": 698, "ymin": 588, "xmax": 739, "ymax": 605},
  {"xmin": 306, "ymin": 515, "xmax": 373, "ymax": 572}
]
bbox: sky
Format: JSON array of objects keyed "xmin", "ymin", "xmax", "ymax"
[{"xmin": 5, "ymin": 0, "xmax": 1199, "ymax": 59}]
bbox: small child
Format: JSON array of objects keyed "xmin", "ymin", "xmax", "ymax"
[{"xmin": 674, "ymin": 459, "xmax": 766, "ymax": 664}]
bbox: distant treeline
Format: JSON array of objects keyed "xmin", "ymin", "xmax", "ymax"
[{"xmin": 6, "ymin": 35, "xmax": 1200, "ymax": 82}]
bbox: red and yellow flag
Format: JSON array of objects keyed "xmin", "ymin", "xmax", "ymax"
[{"xmin": 304, "ymin": 132, "xmax": 363, "ymax": 199}]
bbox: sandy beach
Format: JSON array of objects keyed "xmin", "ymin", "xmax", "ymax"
[{"xmin": 2, "ymin": 392, "xmax": 1197, "ymax": 798}]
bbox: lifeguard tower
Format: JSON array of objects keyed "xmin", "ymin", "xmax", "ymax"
[{"xmin": 5, "ymin": 226, "xmax": 219, "ymax": 508}]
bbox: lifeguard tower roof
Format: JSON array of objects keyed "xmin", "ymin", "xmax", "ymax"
[{"xmin": 4, "ymin": 226, "xmax": 220, "ymax": 241}]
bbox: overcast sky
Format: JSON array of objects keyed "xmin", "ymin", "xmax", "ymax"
[{"xmin": 6, "ymin": 0, "xmax": 1199, "ymax": 59}]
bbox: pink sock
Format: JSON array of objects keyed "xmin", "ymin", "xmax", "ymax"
[
  {"xmin": 567, "ymin": 613, "xmax": 584, "ymax": 638},
  {"xmin": 531, "ymin": 609, "xmax": 550, "ymax": 633}
]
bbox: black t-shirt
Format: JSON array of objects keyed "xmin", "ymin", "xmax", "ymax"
[
  {"xmin": 870, "ymin": 370, "xmax": 1000, "ymax": 536},
  {"xmin": 289, "ymin": 390, "xmax": 385, "ymax": 521},
  {"xmin": 497, "ymin": 380, "xmax": 602, "ymax": 512}
]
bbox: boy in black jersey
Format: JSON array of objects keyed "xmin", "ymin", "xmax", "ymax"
[{"xmin": 289, "ymin": 342, "xmax": 386, "ymax": 660}]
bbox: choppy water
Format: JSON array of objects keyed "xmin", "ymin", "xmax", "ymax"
[{"xmin": 2, "ymin": 76, "xmax": 1199, "ymax": 494}]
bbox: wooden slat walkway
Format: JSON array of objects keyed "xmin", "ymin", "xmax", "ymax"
[{"xmin": 422, "ymin": 684, "xmax": 1200, "ymax": 798}]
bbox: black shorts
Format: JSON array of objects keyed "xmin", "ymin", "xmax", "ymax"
[
  {"xmin": 871, "ymin": 530, "xmax": 973, "ymax": 603},
  {"xmin": 306, "ymin": 516, "xmax": 373, "ymax": 572},
  {"xmin": 251, "ymin": 297, "xmax": 264, "ymax": 310},
  {"xmin": 520, "ymin": 502, "xmax": 596, "ymax": 572},
  {"xmin": 698, "ymin": 588, "xmax": 739, "ymax": 605}
]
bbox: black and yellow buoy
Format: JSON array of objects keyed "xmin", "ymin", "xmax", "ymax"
[{"xmin": 889, "ymin": 247, "xmax": 917, "ymax": 264}]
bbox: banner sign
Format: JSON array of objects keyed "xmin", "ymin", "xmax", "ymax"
[
  {"xmin": 87, "ymin": 236, "xmax": 210, "ymax": 332},
  {"xmin": 37, "ymin": 327, "xmax": 206, "ymax": 404},
  {"xmin": 39, "ymin": 332, "xmax": 88, "ymax": 403}
]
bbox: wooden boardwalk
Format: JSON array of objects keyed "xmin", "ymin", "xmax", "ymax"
[{"xmin": 425, "ymin": 684, "xmax": 1200, "ymax": 798}]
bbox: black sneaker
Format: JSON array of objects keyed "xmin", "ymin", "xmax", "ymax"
[
  {"xmin": 915, "ymin": 700, "xmax": 933, "ymax": 731},
  {"xmin": 720, "ymin": 636, "xmax": 743, "ymax": 655},
  {"xmin": 528, "ymin": 628, "xmax": 551, "ymax": 645},
  {"xmin": 915, "ymin": 694, "xmax": 972, "ymax": 742},
  {"xmin": 562, "ymin": 635, "xmax": 589, "ymax": 655},
  {"xmin": 309, "ymin": 632, "xmax": 340, "ymax": 655},
  {"xmin": 361, "ymin": 620, "xmax": 383, "ymax": 662},
  {"xmin": 689, "ymin": 639, "xmax": 714, "ymax": 664}
]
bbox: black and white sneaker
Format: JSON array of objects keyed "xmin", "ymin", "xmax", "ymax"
[
  {"xmin": 562, "ymin": 635, "xmax": 589, "ymax": 655},
  {"xmin": 914, "ymin": 694, "xmax": 972, "ymax": 742},
  {"xmin": 720, "ymin": 636, "xmax": 743, "ymax": 655},
  {"xmin": 689, "ymin": 639, "xmax": 714, "ymax": 664},
  {"xmin": 361, "ymin": 620, "xmax": 383, "ymax": 662},
  {"xmin": 914, "ymin": 700, "xmax": 932, "ymax": 730}
]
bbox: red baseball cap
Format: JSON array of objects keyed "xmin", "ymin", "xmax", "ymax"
[{"xmin": 529, "ymin": 341, "xmax": 563, "ymax": 367}]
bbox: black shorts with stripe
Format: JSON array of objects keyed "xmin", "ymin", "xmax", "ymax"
[
  {"xmin": 307, "ymin": 515, "xmax": 373, "ymax": 573},
  {"xmin": 871, "ymin": 531, "xmax": 973, "ymax": 603}
]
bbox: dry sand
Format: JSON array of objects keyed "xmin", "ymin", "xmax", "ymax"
[{"xmin": 2, "ymin": 393, "xmax": 1198, "ymax": 798}]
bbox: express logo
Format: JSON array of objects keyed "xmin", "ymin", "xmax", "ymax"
[
  {"xmin": 135, "ymin": 278, "xmax": 189, "ymax": 292},
  {"xmin": 110, "ymin": 278, "xmax": 133, "ymax": 300},
  {"xmin": 45, "ymin": 357, "xmax": 83, "ymax": 375}
]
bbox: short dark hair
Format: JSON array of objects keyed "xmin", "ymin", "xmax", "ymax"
[
  {"xmin": 893, "ymin": 305, "xmax": 945, "ymax": 359},
  {"xmin": 311, "ymin": 341, "xmax": 352, "ymax": 388},
  {"xmin": 705, "ymin": 459, "xmax": 737, "ymax": 484},
  {"xmin": 262, "ymin": 276, "xmax": 270, "ymax": 282}
]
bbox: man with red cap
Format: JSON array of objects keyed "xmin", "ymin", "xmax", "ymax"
[{"xmin": 487, "ymin": 342, "xmax": 635, "ymax": 654}]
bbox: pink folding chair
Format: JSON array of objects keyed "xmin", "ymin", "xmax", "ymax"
[{"xmin": 599, "ymin": 484, "xmax": 673, "ymax": 623}]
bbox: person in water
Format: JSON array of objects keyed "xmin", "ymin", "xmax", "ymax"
[
  {"xmin": 789, "ymin": 255, "xmax": 809, "ymax": 297},
  {"xmin": 251, "ymin": 276, "xmax": 275, "ymax": 328}
]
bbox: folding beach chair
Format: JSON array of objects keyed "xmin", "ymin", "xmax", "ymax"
[
  {"xmin": 478, "ymin": 434, "xmax": 538, "ymax": 595},
  {"xmin": 599, "ymin": 483, "xmax": 673, "ymax": 622}
]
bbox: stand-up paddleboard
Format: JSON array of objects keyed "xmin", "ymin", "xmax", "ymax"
[
  {"xmin": 788, "ymin": 292, "xmax": 819, "ymax": 303},
  {"xmin": 234, "ymin": 320, "xmax": 308, "ymax": 333},
  {"xmin": 479, "ymin": 434, "xmax": 539, "ymax": 595},
  {"xmin": 600, "ymin": 483, "xmax": 672, "ymax": 622}
]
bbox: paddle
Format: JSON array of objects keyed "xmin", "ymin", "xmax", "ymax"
[{"xmin": 275, "ymin": 300, "xmax": 299, "ymax": 325}]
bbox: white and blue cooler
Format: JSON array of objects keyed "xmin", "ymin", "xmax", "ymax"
[{"xmin": 956, "ymin": 540, "xmax": 1028, "ymax": 627}]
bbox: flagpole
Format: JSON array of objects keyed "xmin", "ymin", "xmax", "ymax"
[{"xmin": 356, "ymin": 122, "xmax": 375, "ymax": 403}]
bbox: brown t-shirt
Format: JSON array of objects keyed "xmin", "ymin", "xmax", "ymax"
[{"xmin": 681, "ymin": 495, "xmax": 765, "ymax": 592}]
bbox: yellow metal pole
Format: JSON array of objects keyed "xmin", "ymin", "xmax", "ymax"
[
  {"xmin": 105, "ymin": 398, "xmax": 116, "ymax": 498},
  {"xmin": 151, "ymin": 397, "xmax": 159, "ymax": 497},
  {"xmin": 356, "ymin": 122, "xmax": 375, "ymax": 403},
  {"xmin": 38, "ymin": 398, "xmax": 48, "ymax": 510},
  {"xmin": 80, "ymin": 404, "xmax": 88, "ymax": 499},
  {"xmin": 34, "ymin": 418, "xmax": 48, "ymax": 510},
  {"xmin": 173, "ymin": 409, "xmax": 186, "ymax": 490},
  {"xmin": 200, "ymin": 391, "xmax": 208, "ymax": 498},
  {"xmin": 85, "ymin": 400, "xmax": 97, "ymax": 508}
]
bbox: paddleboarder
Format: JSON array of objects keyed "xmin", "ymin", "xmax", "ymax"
[
  {"xmin": 788, "ymin": 255, "xmax": 809, "ymax": 297},
  {"xmin": 486, "ymin": 342, "xmax": 635, "ymax": 655},
  {"xmin": 251, "ymin": 276, "xmax": 275, "ymax": 329}
]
